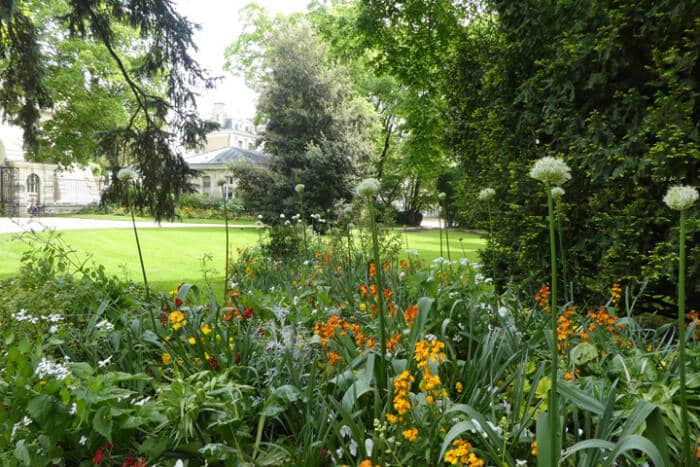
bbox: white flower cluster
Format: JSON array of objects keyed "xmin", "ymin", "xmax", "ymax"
[
  {"xmin": 478, "ymin": 187, "xmax": 496, "ymax": 201},
  {"xmin": 663, "ymin": 185, "xmax": 698, "ymax": 211},
  {"xmin": 310, "ymin": 213, "xmax": 326, "ymax": 223},
  {"xmin": 35, "ymin": 357, "xmax": 71, "ymax": 381},
  {"xmin": 12, "ymin": 310, "xmax": 63, "ymax": 328},
  {"xmin": 95, "ymin": 319, "xmax": 115, "ymax": 332},
  {"xmin": 117, "ymin": 167, "xmax": 137, "ymax": 182},
  {"xmin": 529, "ymin": 156, "xmax": 571, "ymax": 186},
  {"xmin": 294, "ymin": 183, "xmax": 305, "ymax": 193},
  {"xmin": 355, "ymin": 178, "xmax": 381, "ymax": 197},
  {"xmin": 551, "ymin": 187, "xmax": 565, "ymax": 199}
]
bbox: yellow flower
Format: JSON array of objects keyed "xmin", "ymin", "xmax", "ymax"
[
  {"xmin": 188, "ymin": 337, "xmax": 196, "ymax": 345},
  {"xmin": 402, "ymin": 427, "xmax": 418, "ymax": 442},
  {"xmin": 531, "ymin": 440, "xmax": 538, "ymax": 456},
  {"xmin": 201, "ymin": 323, "xmax": 212, "ymax": 335},
  {"xmin": 426, "ymin": 395, "xmax": 435, "ymax": 405},
  {"xmin": 386, "ymin": 413, "xmax": 399, "ymax": 424},
  {"xmin": 169, "ymin": 310, "xmax": 187, "ymax": 330},
  {"xmin": 456, "ymin": 381, "xmax": 464, "ymax": 393},
  {"xmin": 161, "ymin": 353, "xmax": 172, "ymax": 365},
  {"xmin": 359, "ymin": 303, "xmax": 367, "ymax": 312}
]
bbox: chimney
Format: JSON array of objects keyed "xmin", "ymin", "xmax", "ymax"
[{"xmin": 212, "ymin": 102, "xmax": 225, "ymax": 125}]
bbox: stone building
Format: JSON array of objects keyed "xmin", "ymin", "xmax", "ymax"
[
  {"xmin": 204, "ymin": 103, "xmax": 260, "ymax": 153},
  {"xmin": 0, "ymin": 122, "xmax": 102, "ymax": 216},
  {"xmin": 185, "ymin": 146, "xmax": 268, "ymax": 200},
  {"xmin": 184, "ymin": 104, "xmax": 268, "ymax": 199}
]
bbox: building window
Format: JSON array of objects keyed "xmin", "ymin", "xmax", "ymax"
[
  {"xmin": 27, "ymin": 174, "xmax": 40, "ymax": 203},
  {"xmin": 202, "ymin": 175, "xmax": 211, "ymax": 195},
  {"xmin": 248, "ymin": 141, "xmax": 255, "ymax": 150},
  {"xmin": 238, "ymin": 139, "xmax": 243, "ymax": 148}
]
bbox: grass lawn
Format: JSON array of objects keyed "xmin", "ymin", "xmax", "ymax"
[
  {"xmin": 54, "ymin": 213, "xmax": 257, "ymax": 225},
  {"xmin": 0, "ymin": 227, "xmax": 484, "ymax": 292}
]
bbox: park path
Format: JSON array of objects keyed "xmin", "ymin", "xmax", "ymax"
[{"xmin": 0, "ymin": 216, "xmax": 443, "ymax": 234}]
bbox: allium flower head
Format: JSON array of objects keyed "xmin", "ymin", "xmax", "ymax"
[
  {"xmin": 529, "ymin": 157, "xmax": 571, "ymax": 186},
  {"xmin": 437, "ymin": 192, "xmax": 446, "ymax": 200},
  {"xmin": 551, "ymin": 187, "xmax": 565, "ymax": 199},
  {"xmin": 295, "ymin": 183, "xmax": 305, "ymax": 193},
  {"xmin": 663, "ymin": 185, "xmax": 698, "ymax": 211},
  {"xmin": 216, "ymin": 178, "xmax": 226, "ymax": 187},
  {"xmin": 117, "ymin": 167, "xmax": 137, "ymax": 182},
  {"xmin": 355, "ymin": 178, "xmax": 381, "ymax": 197},
  {"xmin": 478, "ymin": 188, "xmax": 496, "ymax": 201}
]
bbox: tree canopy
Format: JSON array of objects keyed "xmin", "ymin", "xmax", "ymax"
[{"xmin": 0, "ymin": 0, "xmax": 217, "ymax": 219}]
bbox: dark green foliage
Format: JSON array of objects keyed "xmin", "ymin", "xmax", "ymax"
[
  {"xmin": 441, "ymin": 0, "xmax": 700, "ymax": 311},
  {"xmin": 231, "ymin": 21, "xmax": 371, "ymax": 223}
]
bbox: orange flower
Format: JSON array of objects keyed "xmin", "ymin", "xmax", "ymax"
[{"xmin": 403, "ymin": 305, "xmax": 419, "ymax": 327}]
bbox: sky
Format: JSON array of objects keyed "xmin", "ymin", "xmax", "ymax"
[{"xmin": 173, "ymin": 0, "xmax": 310, "ymax": 121}]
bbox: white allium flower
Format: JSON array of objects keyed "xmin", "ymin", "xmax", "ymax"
[
  {"xmin": 79, "ymin": 435, "xmax": 87, "ymax": 445},
  {"xmin": 663, "ymin": 185, "xmax": 698, "ymax": 211},
  {"xmin": 478, "ymin": 187, "xmax": 496, "ymax": 201},
  {"xmin": 257, "ymin": 214, "xmax": 263, "ymax": 220},
  {"xmin": 279, "ymin": 213, "xmax": 285, "ymax": 218},
  {"xmin": 551, "ymin": 187, "xmax": 565, "ymax": 199},
  {"xmin": 437, "ymin": 192, "xmax": 446, "ymax": 200},
  {"xmin": 355, "ymin": 178, "xmax": 381, "ymax": 197},
  {"xmin": 117, "ymin": 167, "xmax": 137, "ymax": 182},
  {"xmin": 295, "ymin": 183, "xmax": 305, "ymax": 193},
  {"xmin": 529, "ymin": 156, "xmax": 571, "ymax": 186},
  {"xmin": 216, "ymin": 178, "xmax": 226, "ymax": 187}
]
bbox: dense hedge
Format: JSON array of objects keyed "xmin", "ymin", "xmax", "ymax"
[{"xmin": 446, "ymin": 0, "xmax": 699, "ymax": 312}]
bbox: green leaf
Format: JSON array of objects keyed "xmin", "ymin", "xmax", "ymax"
[
  {"xmin": 642, "ymin": 408, "xmax": 671, "ymax": 467},
  {"xmin": 557, "ymin": 381, "xmax": 605, "ymax": 415},
  {"xmin": 570, "ymin": 343, "xmax": 597, "ymax": 365},
  {"xmin": 536, "ymin": 411, "xmax": 555, "ymax": 467},
  {"xmin": 92, "ymin": 405, "xmax": 113, "ymax": 440},
  {"xmin": 14, "ymin": 439, "xmax": 31, "ymax": 466}
]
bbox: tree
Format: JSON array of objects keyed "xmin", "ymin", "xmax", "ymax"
[
  {"xmin": 0, "ymin": 0, "xmax": 217, "ymax": 219},
  {"xmin": 226, "ymin": 12, "xmax": 373, "ymax": 223}
]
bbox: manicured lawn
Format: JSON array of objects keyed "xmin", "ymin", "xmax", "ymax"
[
  {"xmin": 0, "ymin": 227, "xmax": 484, "ymax": 291},
  {"xmin": 54, "ymin": 213, "xmax": 256, "ymax": 225}
]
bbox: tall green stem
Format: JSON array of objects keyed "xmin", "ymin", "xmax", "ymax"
[
  {"xmin": 556, "ymin": 201, "xmax": 568, "ymax": 302},
  {"xmin": 487, "ymin": 202, "xmax": 496, "ymax": 293},
  {"xmin": 439, "ymin": 213, "xmax": 444, "ymax": 258},
  {"xmin": 546, "ymin": 189, "xmax": 559, "ymax": 465},
  {"xmin": 678, "ymin": 209, "xmax": 691, "ymax": 466},
  {"xmin": 368, "ymin": 199, "xmax": 388, "ymax": 398},
  {"xmin": 223, "ymin": 195, "xmax": 230, "ymax": 305},
  {"xmin": 299, "ymin": 194, "xmax": 308, "ymax": 257},
  {"xmin": 443, "ymin": 198, "xmax": 451, "ymax": 262},
  {"xmin": 127, "ymin": 189, "xmax": 150, "ymax": 300}
]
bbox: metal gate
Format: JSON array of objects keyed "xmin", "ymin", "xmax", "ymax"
[{"xmin": 0, "ymin": 167, "xmax": 19, "ymax": 216}]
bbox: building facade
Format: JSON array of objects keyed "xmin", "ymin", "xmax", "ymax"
[
  {"xmin": 185, "ymin": 146, "xmax": 268, "ymax": 200},
  {"xmin": 204, "ymin": 103, "xmax": 260, "ymax": 153},
  {"xmin": 0, "ymin": 122, "xmax": 102, "ymax": 216}
]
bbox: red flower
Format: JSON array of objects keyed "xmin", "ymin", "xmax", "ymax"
[
  {"xmin": 92, "ymin": 448, "xmax": 104, "ymax": 465},
  {"xmin": 174, "ymin": 297, "xmax": 183, "ymax": 308},
  {"xmin": 257, "ymin": 327, "xmax": 265, "ymax": 335},
  {"xmin": 320, "ymin": 448, "xmax": 328, "ymax": 457},
  {"xmin": 235, "ymin": 353, "xmax": 241, "ymax": 364},
  {"xmin": 242, "ymin": 306, "xmax": 254, "ymax": 319},
  {"xmin": 209, "ymin": 356, "xmax": 219, "ymax": 371}
]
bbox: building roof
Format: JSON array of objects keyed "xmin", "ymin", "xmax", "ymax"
[{"xmin": 185, "ymin": 146, "xmax": 269, "ymax": 168}]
